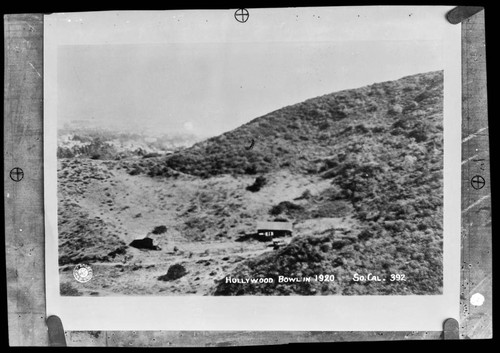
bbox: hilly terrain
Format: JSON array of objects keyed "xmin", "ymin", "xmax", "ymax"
[{"xmin": 58, "ymin": 70, "xmax": 443, "ymax": 296}]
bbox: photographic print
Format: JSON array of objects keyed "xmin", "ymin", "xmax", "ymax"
[
  {"xmin": 56, "ymin": 39, "xmax": 444, "ymax": 296},
  {"xmin": 44, "ymin": 7, "xmax": 462, "ymax": 331}
]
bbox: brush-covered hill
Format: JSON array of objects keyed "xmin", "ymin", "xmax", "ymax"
[
  {"xmin": 141, "ymin": 70, "xmax": 443, "ymax": 179},
  {"xmin": 201, "ymin": 70, "xmax": 443, "ymax": 295},
  {"xmin": 57, "ymin": 70, "xmax": 444, "ymax": 296}
]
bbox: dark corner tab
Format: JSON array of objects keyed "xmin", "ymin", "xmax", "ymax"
[
  {"xmin": 443, "ymin": 318, "xmax": 459, "ymax": 340},
  {"xmin": 446, "ymin": 6, "xmax": 484, "ymax": 24},
  {"xmin": 46, "ymin": 315, "xmax": 67, "ymax": 346}
]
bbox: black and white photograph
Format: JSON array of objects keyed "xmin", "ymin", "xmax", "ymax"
[
  {"xmin": 53, "ymin": 20, "xmax": 446, "ymax": 298},
  {"xmin": 3, "ymin": 1, "xmax": 493, "ymax": 343},
  {"xmin": 43, "ymin": 7, "xmax": 462, "ymax": 331}
]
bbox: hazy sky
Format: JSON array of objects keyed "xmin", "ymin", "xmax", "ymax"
[{"xmin": 58, "ymin": 40, "xmax": 443, "ymax": 137}]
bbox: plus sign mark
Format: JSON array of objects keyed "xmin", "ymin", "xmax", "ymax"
[
  {"xmin": 470, "ymin": 175, "xmax": 485, "ymax": 190},
  {"xmin": 234, "ymin": 8, "xmax": 249, "ymax": 23},
  {"xmin": 10, "ymin": 167, "xmax": 24, "ymax": 182}
]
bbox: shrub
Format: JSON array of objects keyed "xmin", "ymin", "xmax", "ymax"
[
  {"xmin": 407, "ymin": 128, "xmax": 428, "ymax": 142},
  {"xmin": 388, "ymin": 104, "xmax": 403, "ymax": 115},
  {"xmin": 57, "ymin": 147, "xmax": 75, "ymax": 158},
  {"xmin": 366, "ymin": 102, "xmax": 378, "ymax": 112},
  {"xmin": 244, "ymin": 164, "xmax": 257, "ymax": 175},
  {"xmin": 128, "ymin": 168, "xmax": 142, "ymax": 176},
  {"xmin": 403, "ymin": 84, "xmax": 417, "ymax": 92},
  {"xmin": 298, "ymin": 189, "xmax": 312, "ymax": 200},
  {"xmin": 246, "ymin": 176, "xmax": 267, "ymax": 192},
  {"xmin": 317, "ymin": 158, "xmax": 338, "ymax": 173},
  {"xmin": 158, "ymin": 264, "xmax": 187, "ymax": 281},
  {"xmin": 355, "ymin": 124, "xmax": 369, "ymax": 133},
  {"xmin": 330, "ymin": 108, "xmax": 349, "ymax": 120},
  {"xmin": 390, "ymin": 127, "xmax": 405, "ymax": 136},
  {"xmin": 414, "ymin": 91, "xmax": 432, "ymax": 102},
  {"xmin": 403, "ymin": 101, "xmax": 419, "ymax": 113},
  {"xmin": 372, "ymin": 126, "xmax": 385, "ymax": 133},
  {"xmin": 60, "ymin": 282, "xmax": 82, "ymax": 296},
  {"xmin": 358, "ymin": 229, "xmax": 374, "ymax": 241},
  {"xmin": 269, "ymin": 201, "xmax": 304, "ymax": 216},
  {"xmin": 319, "ymin": 121, "xmax": 330, "ymax": 130},
  {"xmin": 152, "ymin": 225, "xmax": 167, "ymax": 235},
  {"xmin": 392, "ymin": 117, "xmax": 411, "ymax": 129}
]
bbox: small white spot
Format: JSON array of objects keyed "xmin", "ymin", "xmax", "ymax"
[
  {"xmin": 470, "ymin": 293, "xmax": 485, "ymax": 306},
  {"xmin": 19, "ymin": 229, "xmax": 22, "ymax": 232},
  {"xmin": 67, "ymin": 19, "xmax": 72, "ymax": 22},
  {"xmin": 6, "ymin": 193, "xmax": 9, "ymax": 198}
]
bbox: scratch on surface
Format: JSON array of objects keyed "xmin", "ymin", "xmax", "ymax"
[
  {"xmin": 462, "ymin": 127, "xmax": 488, "ymax": 143},
  {"xmin": 462, "ymin": 195, "xmax": 490, "ymax": 214},
  {"xmin": 25, "ymin": 21, "xmax": 35, "ymax": 32},
  {"xmin": 462, "ymin": 153, "xmax": 480, "ymax": 165},
  {"xmin": 28, "ymin": 62, "xmax": 41, "ymax": 78},
  {"xmin": 469, "ymin": 275, "xmax": 491, "ymax": 295}
]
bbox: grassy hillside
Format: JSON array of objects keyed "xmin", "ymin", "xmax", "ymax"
[
  {"xmin": 58, "ymin": 159, "xmax": 129, "ymax": 265},
  {"xmin": 209, "ymin": 70, "xmax": 444, "ymax": 295},
  {"xmin": 155, "ymin": 71, "xmax": 442, "ymax": 179},
  {"xmin": 57, "ymin": 70, "xmax": 444, "ymax": 296}
]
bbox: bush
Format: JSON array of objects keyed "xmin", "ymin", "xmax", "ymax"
[
  {"xmin": 57, "ymin": 147, "xmax": 75, "ymax": 158},
  {"xmin": 246, "ymin": 176, "xmax": 267, "ymax": 192},
  {"xmin": 60, "ymin": 282, "xmax": 82, "ymax": 296},
  {"xmin": 388, "ymin": 104, "xmax": 403, "ymax": 115},
  {"xmin": 128, "ymin": 168, "xmax": 142, "ymax": 176},
  {"xmin": 414, "ymin": 91, "xmax": 432, "ymax": 102},
  {"xmin": 330, "ymin": 108, "xmax": 349, "ymax": 120},
  {"xmin": 407, "ymin": 128, "xmax": 428, "ymax": 142},
  {"xmin": 392, "ymin": 117, "xmax": 411, "ymax": 130},
  {"xmin": 355, "ymin": 124, "xmax": 369, "ymax": 133},
  {"xmin": 243, "ymin": 163, "xmax": 257, "ymax": 174},
  {"xmin": 152, "ymin": 225, "xmax": 167, "ymax": 235},
  {"xmin": 297, "ymin": 189, "xmax": 312, "ymax": 200},
  {"xmin": 269, "ymin": 201, "xmax": 304, "ymax": 216},
  {"xmin": 366, "ymin": 102, "xmax": 378, "ymax": 112},
  {"xmin": 372, "ymin": 126, "xmax": 385, "ymax": 133},
  {"xmin": 158, "ymin": 264, "xmax": 187, "ymax": 281},
  {"xmin": 319, "ymin": 121, "xmax": 330, "ymax": 130},
  {"xmin": 358, "ymin": 229, "xmax": 374, "ymax": 241},
  {"xmin": 403, "ymin": 101, "xmax": 419, "ymax": 113}
]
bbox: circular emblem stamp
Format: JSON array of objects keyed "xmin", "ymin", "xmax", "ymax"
[{"xmin": 73, "ymin": 264, "xmax": 93, "ymax": 283}]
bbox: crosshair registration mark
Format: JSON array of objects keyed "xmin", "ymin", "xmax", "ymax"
[
  {"xmin": 471, "ymin": 175, "xmax": 485, "ymax": 190},
  {"xmin": 235, "ymin": 8, "xmax": 249, "ymax": 23},
  {"xmin": 10, "ymin": 167, "xmax": 24, "ymax": 182}
]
